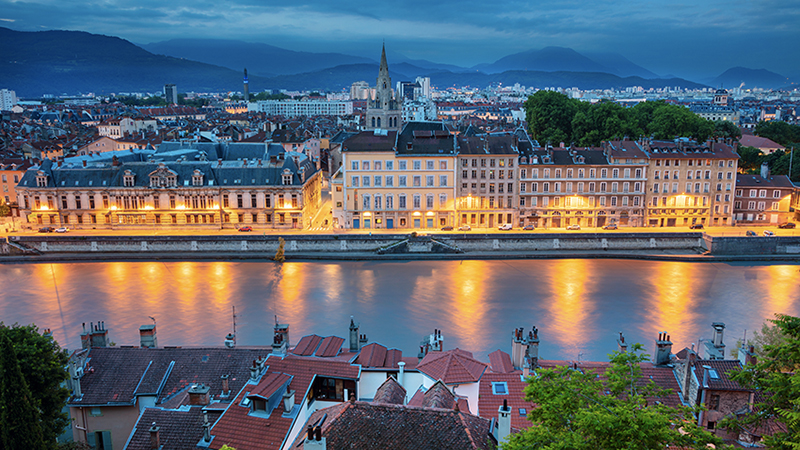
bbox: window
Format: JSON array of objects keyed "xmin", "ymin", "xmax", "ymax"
[
  {"xmin": 399, "ymin": 176, "xmax": 407, "ymax": 187},
  {"xmin": 386, "ymin": 161, "xmax": 393, "ymax": 170},
  {"xmin": 439, "ymin": 194, "xmax": 447, "ymax": 208},
  {"xmin": 374, "ymin": 195, "xmax": 381, "ymax": 209},
  {"xmin": 351, "ymin": 160, "xmax": 359, "ymax": 170},
  {"xmin": 374, "ymin": 161, "xmax": 382, "ymax": 171},
  {"xmin": 759, "ymin": 189, "xmax": 767, "ymax": 198},
  {"xmin": 426, "ymin": 176, "xmax": 434, "ymax": 187},
  {"xmin": 773, "ymin": 190, "xmax": 781, "ymax": 198},
  {"xmin": 237, "ymin": 194, "xmax": 244, "ymax": 208},
  {"xmin": 772, "ymin": 202, "xmax": 779, "ymax": 210},
  {"xmin": 491, "ymin": 382, "xmax": 508, "ymax": 395},
  {"xmin": 251, "ymin": 194, "xmax": 257, "ymax": 208},
  {"xmin": 386, "ymin": 195, "xmax": 393, "ymax": 209},
  {"xmin": 222, "ymin": 195, "xmax": 229, "ymax": 208},
  {"xmin": 439, "ymin": 160, "xmax": 447, "ymax": 170},
  {"xmin": 362, "ymin": 161, "xmax": 370, "ymax": 170},
  {"xmin": 352, "ymin": 176, "xmax": 359, "ymax": 187},
  {"xmin": 386, "ymin": 176, "xmax": 393, "ymax": 187},
  {"xmin": 439, "ymin": 175, "xmax": 447, "ymax": 187},
  {"xmin": 363, "ymin": 195, "xmax": 370, "ymax": 210},
  {"xmin": 413, "ymin": 194, "xmax": 421, "ymax": 209},
  {"xmin": 413, "ymin": 160, "xmax": 421, "ymax": 170},
  {"xmin": 398, "ymin": 160, "xmax": 407, "ymax": 170},
  {"xmin": 399, "ymin": 194, "xmax": 406, "ymax": 209},
  {"xmin": 413, "ymin": 176, "xmax": 421, "ymax": 187},
  {"xmin": 374, "ymin": 176, "xmax": 381, "ymax": 187},
  {"xmin": 362, "ymin": 176, "xmax": 370, "ymax": 187}
]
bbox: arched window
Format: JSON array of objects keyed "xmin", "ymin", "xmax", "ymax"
[
  {"xmin": 371, "ymin": 117, "xmax": 375, "ymax": 128},
  {"xmin": 377, "ymin": 117, "xmax": 381, "ymax": 128}
]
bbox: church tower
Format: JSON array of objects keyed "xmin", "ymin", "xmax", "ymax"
[{"xmin": 366, "ymin": 44, "xmax": 402, "ymax": 131}]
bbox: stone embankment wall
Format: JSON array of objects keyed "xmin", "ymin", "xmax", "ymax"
[{"xmin": 2, "ymin": 233, "xmax": 799, "ymax": 258}]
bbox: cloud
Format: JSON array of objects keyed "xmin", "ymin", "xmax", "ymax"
[{"xmin": 0, "ymin": 0, "xmax": 798, "ymax": 77}]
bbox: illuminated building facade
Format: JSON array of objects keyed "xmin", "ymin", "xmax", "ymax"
[
  {"xmin": 635, "ymin": 139, "xmax": 739, "ymax": 227},
  {"xmin": 456, "ymin": 135, "xmax": 519, "ymax": 228},
  {"xmin": 734, "ymin": 166, "xmax": 795, "ymax": 224},
  {"xmin": 15, "ymin": 142, "xmax": 321, "ymax": 230},
  {"xmin": 517, "ymin": 143, "xmax": 649, "ymax": 228},
  {"xmin": 336, "ymin": 122, "xmax": 456, "ymax": 230}
]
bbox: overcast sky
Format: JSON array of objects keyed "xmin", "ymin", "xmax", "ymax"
[{"xmin": 2, "ymin": 0, "xmax": 799, "ymax": 79}]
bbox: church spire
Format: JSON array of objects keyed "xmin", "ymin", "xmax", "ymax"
[{"xmin": 379, "ymin": 43, "xmax": 389, "ymax": 75}]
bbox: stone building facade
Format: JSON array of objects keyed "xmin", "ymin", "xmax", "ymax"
[{"xmin": 365, "ymin": 45, "xmax": 402, "ymax": 132}]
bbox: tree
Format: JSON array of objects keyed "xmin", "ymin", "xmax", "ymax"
[
  {"xmin": 0, "ymin": 323, "xmax": 70, "ymax": 448},
  {"xmin": 503, "ymin": 344, "xmax": 726, "ymax": 450},
  {"xmin": 0, "ymin": 198, "xmax": 9, "ymax": 217},
  {"xmin": 731, "ymin": 318, "xmax": 787, "ymax": 360},
  {"xmin": 737, "ymin": 146, "xmax": 765, "ymax": 174},
  {"xmin": 713, "ymin": 120, "xmax": 742, "ymax": 141},
  {"xmin": 523, "ymin": 91, "xmax": 583, "ymax": 145},
  {"xmin": 725, "ymin": 314, "xmax": 800, "ymax": 449},
  {"xmin": 0, "ymin": 333, "xmax": 47, "ymax": 450},
  {"xmin": 755, "ymin": 121, "xmax": 800, "ymax": 147}
]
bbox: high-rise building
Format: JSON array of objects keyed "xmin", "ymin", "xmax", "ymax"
[
  {"xmin": 365, "ymin": 44, "xmax": 402, "ymax": 131},
  {"xmin": 0, "ymin": 89, "xmax": 17, "ymax": 111},
  {"xmin": 164, "ymin": 84, "xmax": 178, "ymax": 105},
  {"xmin": 243, "ymin": 68, "xmax": 249, "ymax": 102}
]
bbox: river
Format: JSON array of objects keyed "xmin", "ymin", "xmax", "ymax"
[{"xmin": 1, "ymin": 259, "xmax": 798, "ymax": 362}]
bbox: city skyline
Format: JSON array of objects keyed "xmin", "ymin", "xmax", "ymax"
[{"xmin": 1, "ymin": 0, "xmax": 799, "ymax": 80}]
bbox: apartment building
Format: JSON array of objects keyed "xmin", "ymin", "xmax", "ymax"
[
  {"xmin": 517, "ymin": 144, "xmax": 648, "ymax": 229},
  {"xmin": 636, "ymin": 139, "xmax": 739, "ymax": 227},
  {"xmin": 734, "ymin": 164, "xmax": 795, "ymax": 224},
  {"xmin": 336, "ymin": 122, "xmax": 457, "ymax": 230},
  {"xmin": 15, "ymin": 142, "xmax": 321, "ymax": 230},
  {"xmin": 455, "ymin": 135, "xmax": 519, "ymax": 228}
]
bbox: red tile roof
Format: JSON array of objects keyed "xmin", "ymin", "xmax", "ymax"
[
  {"xmin": 292, "ymin": 335, "xmax": 323, "ymax": 356},
  {"xmin": 315, "ymin": 336, "xmax": 344, "ymax": 357},
  {"xmin": 417, "ymin": 349, "xmax": 488, "ymax": 384},
  {"xmin": 694, "ymin": 360, "xmax": 747, "ymax": 392},
  {"xmin": 372, "ymin": 377, "xmax": 406, "ymax": 405},
  {"xmin": 478, "ymin": 371, "xmax": 533, "ymax": 430},
  {"xmin": 488, "ymin": 349, "xmax": 514, "ymax": 373},
  {"xmin": 358, "ymin": 342, "xmax": 387, "ymax": 368},
  {"xmin": 247, "ymin": 372, "xmax": 291, "ymax": 400}
]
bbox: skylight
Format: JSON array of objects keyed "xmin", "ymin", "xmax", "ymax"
[{"xmin": 492, "ymin": 382, "xmax": 508, "ymax": 395}]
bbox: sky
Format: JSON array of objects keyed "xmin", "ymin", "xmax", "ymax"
[{"xmin": 1, "ymin": 0, "xmax": 799, "ymax": 80}]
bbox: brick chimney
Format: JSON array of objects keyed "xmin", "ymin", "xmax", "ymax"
[
  {"xmin": 739, "ymin": 344, "xmax": 757, "ymax": 366},
  {"xmin": 149, "ymin": 424, "xmax": 160, "ymax": 450},
  {"xmin": 617, "ymin": 332, "xmax": 628, "ymax": 353},
  {"xmin": 497, "ymin": 399, "xmax": 512, "ymax": 444},
  {"xmin": 220, "ymin": 374, "xmax": 230, "ymax": 397},
  {"xmin": 80, "ymin": 322, "xmax": 110, "ymax": 349},
  {"xmin": 349, "ymin": 316, "xmax": 360, "ymax": 352},
  {"xmin": 188, "ymin": 384, "xmax": 211, "ymax": 406},
  {"xmin": 139, "ymin": 324, "xmax": 157, "ymax": 348},
  {"xmin": 272, "ymin": 320, "xmax": 290, "ymax": 354},
  {"xmin": 654, "ymin": 332, "xmax": 673, "ymax": 366},
  {"xmin": 511, "ymin": 326, "xmax": 539, "ymax": 370}
]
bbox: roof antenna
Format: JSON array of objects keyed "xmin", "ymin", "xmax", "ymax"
[{"xmin": 232, "ymin": 306, "xmax": 237, "ymax": 337}]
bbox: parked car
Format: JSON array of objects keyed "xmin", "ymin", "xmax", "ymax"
[
  {"xmin": 764, "ymin": 230, "xmax": 776, "ymax": 237},
  {"xmin": 778, "ymin": 222, "xmax": 796, "ymax": 229},
  {"xmin": 237, "ymin": 226, "xmax": 253, "ymax": 232},
  {"xmin": 498, "ymin": 224, "xmax": 513, "ymax": 230},
  {"xmin": 689, "ymin": 223, "xmax": 704, "ymax": 230},
  {"xmin": 440, "ymin": 226, "xmax": 454, "ymax": 231},
  {"xmin": 602, "ymin": 223, "xmax": 618, "ymax": 230},
  {"xmin": 38, "ymin": 227, "xmax": 54, "ymax": 233},
  {"xmin": 55, "ymin": 227, "xmax": 69, "ymax": 233},
  {"xmin": 458, "ymin": 225, "xmax": 471, "ymax": 231},
  {"xmin": 745, "ymin": 230, "xmax": 757, "ymax": 237},
  {"xmin": 522, "ymin": 225, "xmax": 535, "ymax": 231},
  {"xmin": 567, "ymin": 224, "xmax": 581, "ymax": 230}
]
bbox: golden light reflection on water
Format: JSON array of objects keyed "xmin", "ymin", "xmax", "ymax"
[
  {"xmin": 321, "ymin": 264, "xmax": 343, "ymax": 308},
  {"xmin": 272, "ymin": 263, "xmax": 308, "ymax": 328},
  {"xmin": 545, "ymin": 259, "xmax": 593, "ymax": 357},
  {"xmin": 763, "ymin": 265, "xmax": 800, "ymax": 316},
  {"xmin": 447, "ymin": 260, "xmax": 490, "ymax": 350},
  {"xmin": 641, "ymin": 262, "xmax": 699, "ymax": 349}
]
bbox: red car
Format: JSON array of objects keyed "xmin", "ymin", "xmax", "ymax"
[{"xmin": 238, "ymin": 226, "xmax": 253, "ymax": 232}]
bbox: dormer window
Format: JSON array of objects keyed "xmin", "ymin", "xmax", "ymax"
[
  {"xmin": 36, "ymin": 172, "xmax": 48, "ymax": 187},
  {"xmin": 123, "ymin": 170, "xmax": 135, "ymax": 187},
  {"xmin": 282, "ymin": 169, "xmax": 292, "ymax": 186},
  {"xmin": 192, "ymin": 170, "xmax": 204, "ymax": 186}
]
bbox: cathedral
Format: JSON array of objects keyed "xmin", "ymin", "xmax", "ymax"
[{"xmin": 365, "ymin": 44, "xmax": 402, "ymax": 131}]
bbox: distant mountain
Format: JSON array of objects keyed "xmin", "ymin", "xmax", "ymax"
[
  {"xmin": 480, "ymin": 47, "xmax": 610, "ymax": 74},
  {"xmin": 582, "ymin": 52, "xmax": 660, "ymax": 79},
  {"xmin": 141, "ymin": 39, "xmax": 375, "ymax": 77},
  {"xmin": 712, "ymin": 67, "xmax": 792, "ymax": 90},
  {"xmin": 386, "ymin": 51, "xmax": 469, "ymax": 73},
  {"xmin": 256, "ymin": 64, "xmax": 707, "ymax": 92},
  {"xmin": 0, "ymin": 27, "xmax": 273, "ymax": 97}
]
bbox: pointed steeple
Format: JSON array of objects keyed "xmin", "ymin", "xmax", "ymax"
[{"xmin": 379, "ymin": 43, "xmax": 389, "ymax": 75}]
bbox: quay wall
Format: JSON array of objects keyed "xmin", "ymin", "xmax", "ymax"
[{"xmin": 3, "ymin": 233, "xmax": 799, "ymax": 259}]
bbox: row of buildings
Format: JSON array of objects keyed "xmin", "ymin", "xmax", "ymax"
[
  {"xmin": 330, "ymin": 122, "xmax": 797, "ymax": 230},
  {"xmin": 62, "ymin": 319, "xmax": 778, "ymax": 450}
]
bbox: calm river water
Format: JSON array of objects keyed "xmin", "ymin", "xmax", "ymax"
[{"xmin": 1, "ymin": 259, "xmax": 798, "ymax": 362}]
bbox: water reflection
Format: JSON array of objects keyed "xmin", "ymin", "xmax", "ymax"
[
  {"xmin": 543, "ymin": 259, "xmax": 595, "ymax": 358},
  {"xmin": 1, "ymin": 260, "xmax": 799, "ymax": 363},
  {"xmin": 641, "ymin": 262, "xmax": 700, "ymax": 350}
]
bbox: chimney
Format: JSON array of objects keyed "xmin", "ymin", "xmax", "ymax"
[
  {"xmin": 188, "ymin": 384, "xmax": 211, "ymax": 406},
  {"xmin": 654, "ymin": 332, "xmax": 673, "ymax": 365},
  {"xmin": 69, "ymin": 360, "xmax": 82, "ymax": 399},
  {"xmin": 711, "ymin": 322, "xmax": 726, "ymax": 350},
  {"xmin": 760, "ymin": 162, "xmax": 770, "ymax": 179},
  {"xmin": 407, "ymin": 142, "xmax": 413, "ymax": 151},
  {"xmin": 139, "ymin": 324, "xmax": 157, "ymax": 348},
  {"xmin": 201, "ymin": 410, "xmax": 211, "ymax": 443},
  {"xmin": 82, "ymin": 160, "xmax": 87, "ymax": 167},
  {"xmin": 397, "ymin": 361, "xmax": 406, "ymax": 392},
  {"xmin": 272, "ymin": 321, "xmax": 290, "ymax": 354},
  {"xmin": 682, "ymin": 346, "xmax": 697, "ymax": 401},
  {"xmin": 250, "ymin": 360, "xmax": 259, "ymax": 381},
  {"xmin": 220, "ymin": 374, "xmax": 230, "ymax": 397},
  {"xmin": 359, "ymin": 333, "xmax": 368, "ymax": 348},
  {"xmin": 82, "ymin": 321, "xmax": 110, "ymax": 349},
  {"xmin": 224, "ymin": 332, "xmax": 236, "ymax": 348},
  {"xmin": 149, "ymin": 424, "xmax": 160, "ymax": 450},
  {"xmin": 303, "ymin": 425, "xmax": 326, "ymax": 450},
  {"xmin": 349, "ymin": 316, "xmax": 360, "ymax": 352},
  {"xmin": 497, "ymin": 399, "xmax": 512, "ymax": 444},
  {"xmin": 283, "ymin": 385, "xmax": 296, "ymax": 413},
  {"xmin": 527, "ymin": 326, "xmax": 540, "ymax": 368},
  {"xmin": 617, "ymin": 332, "xmax": 627, "ymax": 353},
  {"xmin": 58, "ymin": 160, "xmax": 63, "ymax": 167},
  {"xmin": 217, "ymin": 158, "xmax": 223, "ymax": 167},
  {"xmin": 522, "ymin": 358, "xmax": 530, "ymax": 378}
]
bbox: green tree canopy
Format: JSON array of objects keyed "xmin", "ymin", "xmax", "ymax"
[
  {"xmin": 0, "ymin": 333, "xmax": 47, "ymax": 450},
  {"xmin": 503, "ymin": 344, "xmax": 726, "ymax": 450},
  {"xmin": 0, "ymin": 323, "xmax": 70, "ymax": 448},
  {"xmin": 725, "ymin": 314, "xmax": 800, "ymax": 449},
  {"xmin": 755, "ymin": 121, "xmax": 800, "ymax": 147}
]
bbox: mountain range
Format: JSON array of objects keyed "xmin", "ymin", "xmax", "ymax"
[{"xmin": 0, "ymin": 27, "xmax": 794, "ymax": 97}]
